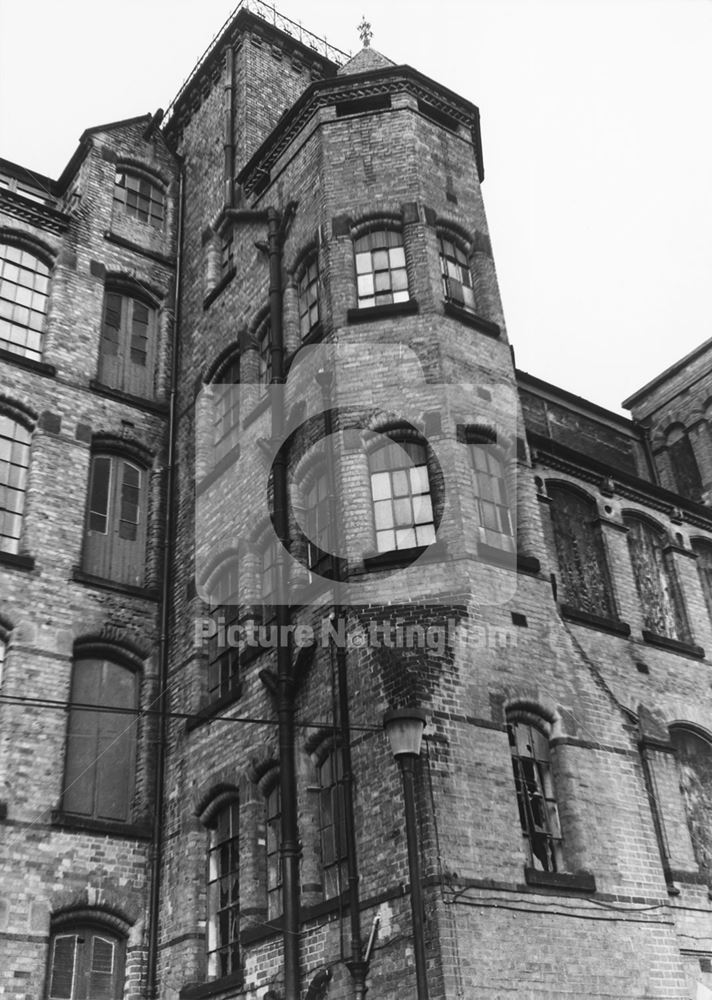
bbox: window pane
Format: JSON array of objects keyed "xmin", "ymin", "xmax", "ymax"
[
  {"xmin": 49, "ymin": 935, "xmax": 76, "ymax": 999},
  {"xmin": 88, "ymin": 457, "xmax": 111, "ymax": 533}
]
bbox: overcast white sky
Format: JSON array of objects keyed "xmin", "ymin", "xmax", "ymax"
[{"xmin": 1, "ymin": 0, "xmax": 710, "ymax": 415}]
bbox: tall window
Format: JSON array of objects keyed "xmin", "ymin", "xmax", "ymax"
[
  {"xmin": 548, "ymin": 484, "xmax": 615, "ymax": 617},
  {"xmin": 207, "ymin": 558, "xmax": 240, "ymax": 702},
  {"xmin": 0, "ymin": 242, "xmax": 50, "ymax": 360},
  {"xmin": 508, "ymin": 720, "xmax": 563, "ymax": 872},
  {"xmin": 212, "ymin": 356, "xmax": 240, "ymax": 465},
  {"xmin": 61, "ymin": 657, "xmax": 138, "ymax": 824},
  {"xmin": 670, "ymin": 725, "xmax": 712, "ymax": 881},
  {"xmin": 83, "ymin": 453, "xmax": 148, "ymax": 586},
  {"xmin": 318, "ymin": 748, "xmax": 347, "ymax": 898},
  {"xmin": 369, "ymin": 438, "xmax": 435, "ymax": 553},
  {"xmin": 207, "ymin": 800, "xmax": 240, "ymax": 979},
  {"xmin": 113, "ymin": 170, "xmax": 165, "ymax": 229},
  {"xmin": 221, "ymin": 231, "xmax": 234, "ymax": 275},
  {"xmin": 439, "ymin": 235, "xmax": 475, "ymax": 312},
  {"xmin": 469, "ymin": 438, "xmax": 513, "ymax": 551},
  {"xmin": 354, "ymin": 228, "xmax": 409, "ymax": 308},
  {"xmin": 265, "ymin": 783, "xmax": 282, "ymax": 919},
  {"xmin": 624, "ymin": 515, "xmax": 687, "ymax": 640},
  {"xmin": 257, "ymin": 319, "xmax": 271, "ymax": 386},
  {"xmin": 305, "ymin": 468, "xmax": 332, "ymax": 574},
  {"xmin": 47, "ymin": 926, "xmax": 125, "ymax": 999},
  {"xmin": 666, "ymin": 426, "xmax": 703, "ymax": 502},
  {"xmin": 298, "ymin": 255, "xmax": 320, "ymax": 338},
  {"xmin": 98, "ymin": 290, "xmax": 157, "ymax": 398},
  {"xmin": 692, "ymin": 539, "xmax": 712, "ymax": 622},
  {"xmin": 0, "ymin": 413, "xmax": 31, "ymax": 554}
]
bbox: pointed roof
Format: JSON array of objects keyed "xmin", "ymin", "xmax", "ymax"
[{"xmin": 338, "ymin": 46, "xmax": 394, "ymax": 76}]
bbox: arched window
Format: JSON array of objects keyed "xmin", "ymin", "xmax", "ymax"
[
  {"xmin": 297, "ymin": 253, "xmax": 320, "ymax": 339},
  {"xmin": 61, "ymin": 656, "xmax": 138, "ymax": 824},
  {"xmin": 439, "ymin": 234, "xmax": 475, "ymax": 312},
  {"xmin": 0, "ymin": 412, "xmax": 31, "ymax": 554},
  {"xmin": 548, "ymin": 483, "xmax": 615, "ymax": 618},
  {"xmin": 98, "ymin": 288, "xmax": 157, "ymax": 398},
  {"xmin": 206, "ymin": 797, "xmax": 240, "ymax": 979},
  {"xmin": 317, "ymin": 747, "xmax": 347, "ymax": 898},
  {"xmin": 206, "ymin": 557, "xmax": 240, "ymax": 703},
  {"xmin": 354, "ymin": 227, "xmax": 409, "ymax": 308},
  {"xmin": 46, "ymin": 924, "xmax": 125, "ymax": 999},
  {"xmin": 113, "ymin": 169, "xmax": 165, "ymax": 229},
  {"xmin": 265, "ymin": 781, "xmax": 282, "ymax": 919},
  {"xmin": 469, "ymin": 433, "xmax": 513, "ymax": 551},
  {"xmin": 666, "ymin": 425, "xmax": 703, "ymax": 502},
  {"xmin": 83, "ymin": 451, "xmax": 149, "ymax": 586},
  {"xmin": 692, "ymin": 538, "xmax": 712, "ymax": 621},
  {"xmin": 669, "ymin": 725, "xmax": 712, "ymax": 880},
  {"xmin": 507, "ymin": 717, "xmax": 563, "ymax": 872},
  {"xmin": 0, "ymin": 241, "xmax": 50, "ymax": 361},
  {"xmin": 624, "ymin": 515, "xmax": 687, "ymax": 640},
  {"xmin": 368, "ymin": 434, "xmax": 435, "ymax": 553}
]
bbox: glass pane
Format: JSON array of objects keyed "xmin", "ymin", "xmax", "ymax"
[
  {"xmin": 389, "ymin": 246, "xmax": 405, "ymax": 268},
  {"xmin": 372, "ymin": 249, "xmax": 389, "ymax": 270},
  {"xmin": 49, "ymin": 935, "xmax": 76, "ymax": 999},
  {"xmin": 395, "ymin": 527, "xmax": 416, "ymax": 548},
  {"xmin": 415, "ymin": 524, "xmax": 436, "ymax": 546},
  {"xmin": 370, "ymin": 471, "xmax": 391, "ymax": 501},
  {"xmin": 392, "ymin": 470, "xmax": 410, "ymax": 496},
  {"xmin": 357, "ymin": 274, "xmax": 374, "ymax": 297},
  {"xmin": 355, "ymin": 252, "xmax": 372, "ymax": 274},
  {"xmin": 374, "ymin": 500, "xmax": 394, "ymax": 529}
]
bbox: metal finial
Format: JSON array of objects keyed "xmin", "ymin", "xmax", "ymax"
[{"xmin": 358, "ymin": 16, "xmax": 372, "ymax": 47}]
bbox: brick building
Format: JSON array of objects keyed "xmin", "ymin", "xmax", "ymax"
[{"xmin": 2, "ymin": 3, "xmax": 712, "ymax": 998}]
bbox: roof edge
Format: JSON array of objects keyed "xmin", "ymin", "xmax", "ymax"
[{"xmin": 622, "ymin": 335, "xmax": 712, "ymax": 410}]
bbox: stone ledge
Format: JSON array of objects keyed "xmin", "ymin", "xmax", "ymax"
[
  {"xmin": 0, "ymin": 551, "xmax": 35, "ymax": 571},
  {"xmin": 0, "ymin": 347, "xmax": 56, "ymax": 377},
  {"xmin": 203, "ymin": 266, "xmax": 236, "ymax": 309},
  {"xmin": 51, "ymin": 810, "xmax": 152, "ymax": 840},
  {"xmin": 524, "ymin": 868, "xmax": 596, "ymax": 893},
  {"xmin": 185, "ymin": 685, "xmax": 243, "ymax": 733},
  {"xmin": 443, "ymin": 301, "xmax": 500, "ymax": 337},
  {"xmin": 641, "ymin": 630, "xmax": 704, "ymax": 659},
  {"xmin": 72, "ymin": 567, "xmax": 159, "ymax": 602},
  {"xmin": 346, "ymin": 298, "xmax": 419, "ymax": 323},
  {"xmin": 560, "ymin": 604, "xmax": 631, "ymax": 637}
]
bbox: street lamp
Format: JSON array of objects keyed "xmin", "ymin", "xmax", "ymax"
[{"xmin": 383, "ymin": 708, "xmax": 430, "ymax": 1000}]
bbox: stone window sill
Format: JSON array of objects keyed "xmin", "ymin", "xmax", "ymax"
[
  {"xmin": 560, "ymin": 605, "xmax": 631, "ymax": 637},
  {"xmin": 362, "ymin": 538, "xmax": 447, "ymax": 572},
  {"xmin": 346, "ymin": 298, "xmax": 419, "ymax": 323},
  {"xmin": 180, "ymin": 971, "xmax": 243, "ymax": 1000},
  {"xmin": 51, "ymin": 810, "xmax": 152, "ymax": 839},
  {"xmin": 203, "ymin": 266, "xmax": 237, "ymax": 310},
  {"xmin": 443, "ymin": 301, "xmax": 500, "ymax": 337},
  {"xmin": 0, "ymin": 346, "xmax": 56, "ymax": 377},
  {"xmin": 641, "ymin": 630, "xmax": 704, "ymax": 659},
  {"xmin": 72, "ymin": 567, "xmax": 159, "ymax": 601},
  {"xmin": 524, "ymin": 868, "xmax": 596, "ymax": 893},
  {"xmin": 476, "ymin": 542, "xmax": 540, "ymax": 575},
  {"xmin": 89, "ymin": 379, "xmax": 168, "ymax": 414},
  {"xmin": 196, "ymin": 445, "xmax": 241, "ymax": 496},
  {"xmin": 0, "ymin": 550, "xmax": 35, "ymax": 571},
  {"xmin": 186, "ymin": 685, "xmax": 243, "ymax": 733}
]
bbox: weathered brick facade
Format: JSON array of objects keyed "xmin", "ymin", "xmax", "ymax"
[{"xmin": 3, "ymin": 4, "xmax": 712, "ymax": 999}]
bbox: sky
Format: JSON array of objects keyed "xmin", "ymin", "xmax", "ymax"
[{"xmin": 1, "ymin": 0, "xmax": 711, "ymax": 415}]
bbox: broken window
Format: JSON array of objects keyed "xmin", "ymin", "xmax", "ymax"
[
  {"xmin": 508, "ymin": 719, "xmax": 563, "ymax": 872},
  {"xmin": 624, "ymin": 515, "xmax": 688, "ymax": 640},
  {"xmin": 548, "ymin": 483, "xmax": 615, "ymax": 618},
  {"xmin": 670, "ymin": 725, "xmax": 712, "ymax": 882},
  {"xmin": 207, "ymin": 798, "xmax": 240, "ymax": 979}
]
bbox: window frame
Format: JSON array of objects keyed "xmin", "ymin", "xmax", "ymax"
[
  {"xmin": 82, "ymin": 450, "xmax": 149, "ymax": 587},
  {"xmin": 46, "ymin": 923, "xmax": 126, "ymax": 1000},
  {"xmin": 297, "ymin": 252, "xmax": 320, "ymax": 339},
  {"xmin": 468, "ymin": 433, "xmax": 514, "ymax": 552},
  {"xmin": 624, "ymin": 513, "xmax": 689, "ymax": 641},
  {"xmin": 367, "ymin": 432, "xmax": 437, "ymax": 554},
  {"xmin": 353, "ymin": 226, "xmax": 410, "ymax": 309},
  {"xmin": 211, "ymin": 353, "xmax": 241, "ymax": 466},
  {"xmin": 317, "ymin": 746, "xmax": 348, "ymax": 898},
  {"xmin": 265, "ymin": 781, "xmax": 282, "ymax": 920},
  {"xmin": 206, "ymin": 557, "xmax": 241, "ymax": 703},
  {"xmin": 507, "ymin": 718, "xmax": 564, "ymax": 874},
  {"xmin": 206, "ymin": 797, "xmax": 241, "ymax": 981},
  {"xmin": 98, "ymin": 286, "xmax": 158, "ymax": 399},
  {"xmin": 438, "ymin": 233, "xmax": 475, "ymax": 313},
  {"xmin": 113, "ymin": 168, "xmax": 165, "ymax": 229},
  {"xmin": 0, "ymin": 240, "xmax": 51, "ymax": 361},
  {"xmin": 0, "ymin": 410, "xmax": 31, "ymax": 555}
]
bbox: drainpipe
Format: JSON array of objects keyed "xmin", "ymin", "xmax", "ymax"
[
  {"xmin": 146, "ymin": 162, "xmax": 184, "ymax": 998},
  {"xmin": 267, "ymin": 206, "xmax": 302, "ymax": 1000},
  {"xmin": 316, "ymin": 371, "xmax": 367, "ymax": 998}
]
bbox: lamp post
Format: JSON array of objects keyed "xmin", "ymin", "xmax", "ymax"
[{"xmin": 383, "ymin": 708, "xmax": 430, "ymax": 1000}]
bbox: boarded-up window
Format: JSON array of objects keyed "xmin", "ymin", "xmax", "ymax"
[
  {"xmin": 61, "ymin": 658, "xmax": 137, "ymax": 824},
  {"xmin": 668, "ymin": 432, "xmax": 703, "ymax": 502},
  {"xmin": 207, "ymin": 800, "xmax": 240, "ymax": 979},
  {"xmin": 98, "ymin": 291, "xmax": 157, "ymax": 399},
  {"xmin": 83, "ymin": 454, "xmax": 148, "ymax": 586},
  {"xmin": 624, "ymin": 515, "xmax": 688, "ymax": 640},
  {"xmin": 670, "ymin": 726, "xmax": 712, "ymax": 882},
  {"xmin": 47, "ymin": 928, "xmax": 124, "ymax": 999},
  {"xmin": 548, "ymin": 484, "xmax": 615, "ymax": 617}
]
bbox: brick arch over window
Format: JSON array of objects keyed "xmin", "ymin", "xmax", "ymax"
[
  {"xmin": 47, "ymin": 903, "xmax": 134, "ymax": 1000},
  {"xmin": 82, "ymin": 435, "xmax": 153, "ymax": 586},
  {"xmin": 669, "ymin": 723, "xmax": 712, "ymax": 882},
  {"xmin": 0, "ymin": 397, "xmax": 36, "ymax": 555},
  {"xmin": 546, "ymin": 480, "xmax": 616, "ymax": 619},
  {"xmin": 623, "ymin": 512, "xmax": 688, "ymax": 641},
  {"xmin": 0, "ymin": 232, "xmax": 53, "ymax": 361},
  {"xmin": 98, "ymin": 277, "xmax": 161, "ymax": 399}
]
